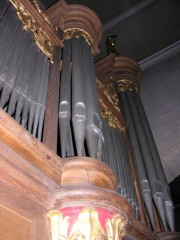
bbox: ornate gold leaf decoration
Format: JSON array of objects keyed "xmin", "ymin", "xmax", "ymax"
[
  {"xmin": 47, "ymin": 207, "xmax": 126, "ymax": 240},
  {"xmin": 33, "ymin": 0, "xmax": 55, "ymax": 30},
  {"xmin": 10, "ymin": 0, "xmax": 56, "ymax": 63},
  {"xmin": 64, "ymin": 28, "xmax": 93, "ymax": 47},
  {"xmin": 117, "ymin": 79, "xmax": 140, "ymax": 94},
  {"xmin": 100, "ymin": 80, "xmax": 120, "ymax": 113},
  {"xmin": 97, "ymin": 79, "xmax": 126, "ymax": 132}
]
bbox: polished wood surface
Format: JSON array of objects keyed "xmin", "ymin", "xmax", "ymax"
[{"xmin": 61, "ymin": 157, "xmax": 117, "ymax": 190}]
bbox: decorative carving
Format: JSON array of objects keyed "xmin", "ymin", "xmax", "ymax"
[
  {"xmin": 117, "ymin": 79, "xmax": 140, "ymax": 94},
  {"xmin": 10, "ymin": 0, "xmax": 56, "ymax": 63},
  {"xmin": 98, "ymin": 80, "xmax": 120, "ymax": 113},
  {"xmin": 48, "ymin": 207, "xmax": 126, "ymax": 240},
  {"xmin": 97, "ymin": 80, "xmax": 126, "ymax": 132},
  {"xmin": 32, "ymin": 0, "xmax": 55, "ymax": 30},
  {"xmin": 106, "ymin": 35, "xmax": 120, "ymax": 56},
  {"xmin": 64, "ymin": 28, "xmax": 93, "ymax": 47}
]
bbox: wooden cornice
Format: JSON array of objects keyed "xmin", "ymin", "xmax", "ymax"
[
  {"xmin": 45, "ymin": 0, "xmax": 102, "ymax": 56},
  {"xmin": 95, "ymin": 54, "xmax": 141, "ymax": 92}
]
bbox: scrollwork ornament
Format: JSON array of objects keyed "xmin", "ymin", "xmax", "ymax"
[
  {"xmin": 97, "ymin": 79, "xmax": 120, "ymax": 113},
  {"xmin": 99, "ymin": 98, "xmax": 125, "ymax": 132},
  {"xmin": 63, "ymin": 28, "xmax": 93, "ymax": 47}
]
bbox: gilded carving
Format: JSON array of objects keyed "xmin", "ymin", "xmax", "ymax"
[
  {"xmin": 10, "ymin": 0, "xmax": 55, "ymax": 63},
  {"xmin": 48, "ymin": 207, "xmax": 126, "ymax": 240},
  {"xmin": 117, "ymin": 79, "xmax": 140, "ymax": 94},
  {"xmin": 97, "ymin": 79, "xmax": 125, "ymax": 132},
  {"xmin": 99, "ymin": 98, "xmax": 125, "ymax": 132},
  {"xmin": 33, "ymin": 0, "xmax": 55, "ymax": 30},
  {"xmin": 64, "ymin": 28, "xmax": 93, "ymax": 47},
  {"xmin": 97, "ymin": 80, "xmax": 120, "ymax": 113}
]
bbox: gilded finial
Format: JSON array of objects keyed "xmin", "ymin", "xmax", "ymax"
[{"xmin": 106, "ymin": 35, "xmax": 120, "ymax": 56}]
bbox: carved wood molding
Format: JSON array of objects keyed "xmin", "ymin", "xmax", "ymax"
[
  {"xmin": 95, "ymin": 55, "xmax": 128, "ymax": 132},
  {"xmin": 45, "ymin": 0, "xmax": 102, "ymax": 56},
  {"xmin": 61, "ymin": 157, "xmax": 117, "ymax": 190},
  {"xmin": 95, "ymin": 54, "xmax": 141, "ymax": 93}
]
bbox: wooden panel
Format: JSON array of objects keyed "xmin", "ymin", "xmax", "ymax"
[
  {"xmin": 0, "ymin": 108, "xmax": 63, "ymax": 185},
  {"xmin": 0, "ymin": 204, "xmax": 32, "ymax": 240}
]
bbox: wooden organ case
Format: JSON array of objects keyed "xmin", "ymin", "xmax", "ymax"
[{"xmin": 0, "ymin": 0, "xmax": 179, "ymax": 239}]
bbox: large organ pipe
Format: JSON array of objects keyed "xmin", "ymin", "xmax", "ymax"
[
  {"xmin": 81, "ymin": 37, "xmax": 102, "ymax": 159},
  {"xmin": 58, "ymin": 33, "xmax": 102, "ymax": 159},
  {"xmin": 59, "ymin": 39, "xmax": 72, "ymax": 157},
  {"xmin": 126, "ymin": 90, "xmax": 167, "ymax": 230},
  {"xmin": 133, "ymin": 91, "xmax": 175, "ymax": 231},
  {"xmin": 119, "ymin": 91, "xmax": 155, "ymax": 229},
  {"xmin": 71, "ymin": 37, "xmax": 87, "ymax": 156}
]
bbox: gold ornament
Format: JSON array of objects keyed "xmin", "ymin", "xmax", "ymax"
[
  {"xmin": 63, "ymin": 28, "xmax": 93, "ymax": 47},
  {"xmin": 47, "ymin": 207, "xmax": 126, "ymax": 240},
  {"xmin": 10, "ymin": 0, "xmax": 56, "ymax": 63},
  {"xmin": 117, "ymin": 79, "xmax": 140, "ymax": 94},
  {"xmin": 97, "ymin": 79, "xmax": 126, "ymax": 132}
]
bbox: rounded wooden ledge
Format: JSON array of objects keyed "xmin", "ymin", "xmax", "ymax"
[
  {"xmin": 61, "ymin": 156, "xmax": 117, "ymax": 190},
  {"xmin": 53, "ymin": 185, "xmax": 133, "ymax": 219}
]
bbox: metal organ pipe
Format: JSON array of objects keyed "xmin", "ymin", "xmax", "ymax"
[
  {"xmin": 58, "ymin": 36, "xmax": 102, "ymax": 159},
  {"xmin": 133, "ymin": 91, "xmax": 175, "ymax": 231},
  {"xmin": 59, "ymin": 39, "xmax": 72, "ymax": 157},
  {"xmin": 119, "ymin": 91, "xmax": 155, "ymax": 230},
  {"xmin": 0, "ymin": 4, "xmax": 50, "ymax": 141},
  {"xmin": 71, "ymin": 37, "xmax": 87, "ymax": 156},
  {"xmin": 81, "ymin": 37, "xmax": 102, "ymax": 159},
  {"xmin": 101, "ymin": 118, "xmax": 139, "ymax": 219},
  {"xmin": 126, "ymin": 90, "xmax": 168, "ymax": 231}
]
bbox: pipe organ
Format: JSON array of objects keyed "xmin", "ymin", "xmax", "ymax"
[{"xmin": 0, "ymin": 0, "xmax": 179, "ymax": 239}]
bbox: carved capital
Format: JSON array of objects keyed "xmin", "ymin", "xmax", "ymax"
[
  {"xmin": 95, "ymin": 55, "xmax": 141, "ymax": 93},
  {"xmin": 48, "ymin": 206, "xmax": 126, "ymax": 240},
  {"xmin": 46, "ymin": 0, "xmax": 102, "ymax": 56},
  {"xmin": 113, "ymin": 56, "xmax": 141, "ymax": 93}
]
